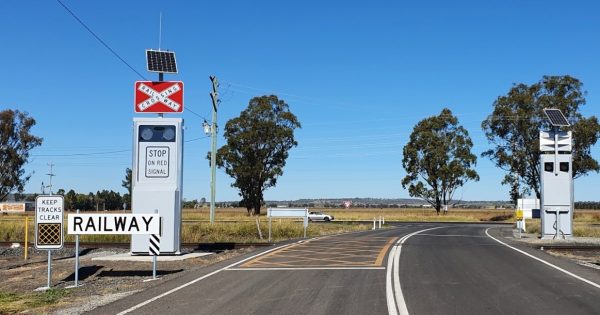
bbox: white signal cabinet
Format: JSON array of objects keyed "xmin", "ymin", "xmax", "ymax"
[
  {"xmin": 539, "ymin": 131, "xmax": 573, "ymax": 239},
  {"xmin": 131, "ymin": 117, "xmax": 183, "ymax": 254}
]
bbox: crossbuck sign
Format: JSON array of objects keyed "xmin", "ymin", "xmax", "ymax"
[{"xmin": 134, "ymin": 81, "xmax": 184, "ymax": 113}]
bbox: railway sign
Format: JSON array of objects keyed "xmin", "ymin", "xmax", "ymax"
[
  {"xmin": 134, "ymin": 81, "xmax": 184, "ymax": 113},
  {"xmin": 145, "ymin": 146, "xmax": 170, "ymax": 178},
  {"xmin": 35, "ymin": 195, "xmax": 64, "ymax": 250},
  {"xmin": 67, "ymin": 214, "xmax": 161, "ymax": 235}
]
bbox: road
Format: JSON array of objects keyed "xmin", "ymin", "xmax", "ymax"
[{"xmin": 90, "ymin": 223, "xmax": 600, "ymax": 315}]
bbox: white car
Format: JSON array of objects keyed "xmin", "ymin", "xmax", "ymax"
[{"xmin": 308, "ymin": 211, "xmax": 334, "ymax": 222}]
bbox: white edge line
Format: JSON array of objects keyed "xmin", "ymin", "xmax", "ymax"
[
  {"xmin": 394, "ymin": 227, "xmax": 443, "ymax": 315},
  {"xmin": 386, "ymin": 226, "xmax": 444, "ymax": 315},
  {"xmin": 386, "ymin": 245, "xmax": 399, "ymax": 315},
  {"xmin": 485, "ymin": 227, "xmax": 600, "ymax": 290},
  {"xmin": 227, "ymin": 267, "xmax": 385, "ymax": 271},
  {"xmin": 393, "ymin": 241, "xmax": 404, "ymax": 314},
  {"xmin": 116, "ymin": 242, "xmax": 294, "ymax": 315}
]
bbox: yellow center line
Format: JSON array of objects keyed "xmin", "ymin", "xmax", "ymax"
[{"xmin": 374, "ymin": 237, "xmax": 399, "ymax": 266}]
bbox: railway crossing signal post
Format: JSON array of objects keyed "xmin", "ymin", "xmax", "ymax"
[
  {"xmin": 131, "ymin": 49, "xmax": 184, "ymax": 254},
  {"xmin": 540, "ymin": 109, "xmax": 573, "ymax": 239}
]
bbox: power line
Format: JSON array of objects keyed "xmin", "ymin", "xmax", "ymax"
[
  {"xmin": 31, "ymin": 136, "xmax": 209, "ymax": 158},
  {"xmin": 33, "ymin": 149, "xmax": 131, "ymax": 157},
  {"xmin": 56, "ymin": 0, "xmax": 212, "ymax": 121},
  {"xmin": 56, "ymin": 0, "xmax": 148, "ymax": 80},
  {"xmin": 185, "ymin": 136, "xmax": 211, "ymax": 142},
  {"xmin": 223, "ymin": 80, "xmax": 600, "ymax": 122},
  {"xmin": 186, "ymin": 107, "xmax": 210, "ymax": 121}
]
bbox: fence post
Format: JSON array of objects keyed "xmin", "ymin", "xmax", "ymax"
[
  {"xmin": 24, "ymin": 216, "xmax": 29, "ymax": 261},
  {"xmin": 255, "ymin": 217, "xmax": 263, "ymax": 240},
  {"xmin": 268, "ymin": 217, "xmax": 272, "ymax": 242}
]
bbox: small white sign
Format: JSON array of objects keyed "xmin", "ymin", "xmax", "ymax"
[
  {"xmin": 267, "ymin": 208, "xmax": 308, "ymax": 218},
  {"xmin": 35, "ymin": 195, "xmax": 64, "ymax": 250},
  {"xmin": 145, "ymin": 146, "xmax": 170, "ymax": 178},
  {"xmin": 67, "ymin": 214, "xmax": 161, "ymax": 235}
]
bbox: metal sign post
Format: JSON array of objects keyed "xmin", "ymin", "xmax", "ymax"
[
  {"xmin": 146, "ymin": 209, "xmax": 161, "ymax": 281},
  {"xmin": 66, "ymin": 209, "xmax": 82, "ymax": 289},
  {"xmin": 75, "ymin": 209, "xmax": 80, "ymax": 286}
]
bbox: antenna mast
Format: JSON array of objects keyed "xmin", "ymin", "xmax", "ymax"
[
  {"xmin": 46, "ymin": 162, "xmax": 55, "ymax": 195},
  {"xmin": 159, "ymin": 12, "xmax": 162, "ymax": 50}
]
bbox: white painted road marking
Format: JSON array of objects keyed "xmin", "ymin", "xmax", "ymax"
[
  {"xmin": 386, "ymin": 245, "xmax": 398, "ymax": 315},
  {"xmin": 116, "ymin": 242, "xmax": 294, "ymax": 315},
  {"xmin": 485, "ymin": 227, "xmax": 600, "ymax": 290},
  {"xmin": 226, "ymin": 267, "xmax": 385, "ymax": 271},
  {"xmin": 414, "ymin": 233, "xmax": 488, "ymax": 238},
  {"xmin": 386, "ymin": 227, "xmax": 444, "ymax": 315}
]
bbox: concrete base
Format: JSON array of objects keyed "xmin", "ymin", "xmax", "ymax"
[
  {"xmin": 91, "ymin": 252, "xmax": 213, "ymax": 262},
  {"xmin": 541, "ymin": 235, "xmax": 573, "ymax": 240}
]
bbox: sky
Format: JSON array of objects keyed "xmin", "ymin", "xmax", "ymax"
[{"xmin": 2, "ymin": 0, "xmax": 600, "ymax": 202}]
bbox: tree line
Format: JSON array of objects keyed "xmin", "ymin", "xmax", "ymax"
[
  {"xmin": 2, "ymin": 75, "xmax": 600, "ymax": 215},
  {"xmin": 18, "ymin": 189, "xmax": 129, "ymax": 211}
]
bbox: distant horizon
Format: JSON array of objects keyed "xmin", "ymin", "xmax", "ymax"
[{"xmin": 8, "ymin": 193, "xmax": 600, "ymax": 204}]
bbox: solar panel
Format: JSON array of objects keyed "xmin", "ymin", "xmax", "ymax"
[
  {"xmin": 543, "ymin": 108, "xmax": 570, "ymax": 127},
  {"xmin": 146, "ymin": 50, "xmax": 178, "ymax": 73}
]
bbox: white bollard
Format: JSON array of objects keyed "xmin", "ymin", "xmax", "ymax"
[
  {"xmin": 373, "ymin": 217, "xmax": 376, "ymax": 230},
  {"xmin": 383, "ymin": 217, "xmax": 385, "ymax": 225},
  {"xmin": 378, "ymin": 216, "xmax": 382, "ymax": 229}
]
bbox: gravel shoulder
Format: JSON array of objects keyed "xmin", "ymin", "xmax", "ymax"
[
  {"xmin": 0, "ymin": 246, "xmax": 255, "ymax": 314},
  {"xmin": 508, "ymin": 228, "xmax": 600, "ymax": 270}
]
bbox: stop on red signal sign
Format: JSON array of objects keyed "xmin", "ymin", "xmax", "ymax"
[{"xmin": 134, "ymin": 81, "xmax": 184, "ymax": 113}]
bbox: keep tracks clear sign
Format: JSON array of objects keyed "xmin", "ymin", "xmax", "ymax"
[
  {"xmin": 35, "ymin": 195, "xmax": 64, "ymax": 250},
  {"xmin": 67, "ymin": 214, "xmax": 160, "ymax": 235}
]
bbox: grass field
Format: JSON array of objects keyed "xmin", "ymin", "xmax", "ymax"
[
  {"xmin": 525, "ymin": 217, "xmax": 600, "ymax": 238},
  {"xmin": 2, "ymin": 208, "xmax": 600, "ymax": 243},
  {"xmin": 0, "ymin": 289, "xmax": 70, "ymax": 314}
]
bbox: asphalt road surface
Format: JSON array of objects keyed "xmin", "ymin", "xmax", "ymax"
[{"xmin": 90, "ymin": 223, "xmax": 600, "ymax": 315}]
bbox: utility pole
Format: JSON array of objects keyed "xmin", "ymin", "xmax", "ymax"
[
  {"xmin": 46, "ymin": 162, "xmax": 55, "ymax": 195},
  {"xmin": 209, "ymin": 75, "xmax": 219, "ymax": 224}
]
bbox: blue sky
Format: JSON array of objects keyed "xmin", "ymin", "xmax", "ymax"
[{"xmin": 2, "ymin": 0, "xmax": 599, "ymax": 201}]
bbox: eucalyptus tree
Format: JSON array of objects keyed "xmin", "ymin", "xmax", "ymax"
[{"xmin": 402, "ymin": 108, "xmax": 479, "ymax": 214}]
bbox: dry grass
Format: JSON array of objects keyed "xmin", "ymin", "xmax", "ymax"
[
  {"xmin": 182, "ymin": 207, "xmax": 519, "ymax": 222},
  {"xmin": 0, "ymin": 211, "xmax": 370, "ymax": 244},
  {"xmin": 524, "ymin": 210, "xmax": 600, "ymax": 237},
  {"xmin": 0, "ymin": 288, "xmax": 70, "ymax": 314},
  {"xmin": 2, "ymin": 208, "xmax": 599, "ymax": 242}
]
